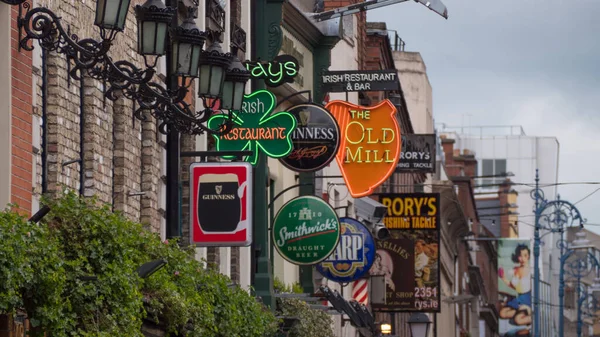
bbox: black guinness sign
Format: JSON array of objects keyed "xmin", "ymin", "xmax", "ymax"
[{"xmin": 280, "ymin": 104, "xmax": 340, "ymax": 172}]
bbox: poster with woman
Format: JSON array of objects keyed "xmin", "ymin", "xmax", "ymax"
[{"xmin": 498, "ymin": 239, "xmax": 532, "ymax": 337}]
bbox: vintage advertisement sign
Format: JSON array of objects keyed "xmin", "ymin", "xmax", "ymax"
[
  {"xmin": 498, "ymin": 239, "xmax": 532, "ymax": 337},
  {"xmin": 397, "ymin": 134, "xmax": 436, "ymax": 173},
  {"xmin": 207, "ymin": 90, "xmax": 297, "ymax": 165},
  {"xmin": 316, "ymin": 217, "xmax": 376, "ymax": 283},
  {"xmin": 189, "ymin": 162, "xmax": 253, "ymax": 246},
  {"xmin": 326, "ymin": 99, "xmax": 401, "ymax": 198},
  {"xmin": 279, "ymin": 104, "xmax": 340, "ymax": 172},
  {"xmin": 321, "ymin": 70, "xmax": 400, "ymax": 92},
  {"xmin": 272, "ymin": 196, "xmax": 340, "ymax": 265},
  {"xmin": 370, "ymin": 193, "xmax": 441, "ymax": 312},
  {"xmin": 244, "ymin": 54, "xmax": 299, "ymax": 87}
]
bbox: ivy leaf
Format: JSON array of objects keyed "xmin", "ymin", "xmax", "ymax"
[{"xmin": 207, "ymin": 90, "xmax": 297, "ymax": 165}]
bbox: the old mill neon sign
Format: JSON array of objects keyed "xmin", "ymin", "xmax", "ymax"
[
  {"xmin": 244, "ymin": 55, "xmax": 299, "ymax": 88},
  {"xmin": 326, "ymin": 100, "xmax": 401, "ymax": 197}
]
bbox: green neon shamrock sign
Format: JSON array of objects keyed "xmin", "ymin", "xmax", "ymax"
[{"xmin": 207, "ymin": 90, "xmax": 297, "ymax": 166}]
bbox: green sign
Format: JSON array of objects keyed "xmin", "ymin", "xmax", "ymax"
[
  {"xmin": 272, "ymin": 196, "xmax": 340, "ymax": 265},
  {"xmin": 207, "ymin": 90, "xmax": 297, "ymax": 165}
]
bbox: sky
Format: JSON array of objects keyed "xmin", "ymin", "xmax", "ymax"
[{"xmin": 368, "ymin": 0, "xmax": 600, "ymax": 232}]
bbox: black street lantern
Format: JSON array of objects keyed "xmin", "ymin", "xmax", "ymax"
[
  {"xmin": 221, "ymin": 54, "xmax": 250, "ymax": 111},
  {"xmin": 134, "ymin": 0, "xmax": 176, "ymax": 56},
  {"xmin": 95, "ymin": 0, "xmax": 132, "ymax": 31},
  {"xmin": 170, "ymin": 17, "xmax": 206, "ymax": 77},
  {"xmin": 408, "ymin": 313, "xmax": 432, "ymax": 337},
  {"xmin": 198, "ymin": 40, "xmax": 232, "ymax": 99}
]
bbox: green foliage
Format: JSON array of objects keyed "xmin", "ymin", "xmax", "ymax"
[
  {"xmin": 273, "ymin": 278, "xmax": 334, "ymax": 337},
  {"xmin": 0, "ymin": 191, "xmax": 278, "ymax": 337}
]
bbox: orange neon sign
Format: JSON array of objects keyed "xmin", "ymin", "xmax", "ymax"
[{"xmin": 326, "ymin": 99, "xmax": 401, "ymax": 197}]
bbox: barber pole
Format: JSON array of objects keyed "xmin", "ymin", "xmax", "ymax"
[{"xmin": 352, "ymin": 279, "xmax": 368, "ymax": 306}]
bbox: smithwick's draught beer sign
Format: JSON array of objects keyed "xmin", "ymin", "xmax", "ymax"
[
  {"xmin": 207, "ymin": 90, "xmax": 297, "ymax": 165},
  {"xmin": 272, "ymin": 196, "xmax": 340, "ymax": 265},
  {"xmin": 189, "ymin": 162, "xmax": 253, "ymax": 246},
  {"xmin": 325, "ymin": 100, "xmax": 401, "ymax": 197},
  {"xmin": 316, "ymin": 217, "xmax": 376, "ymax": 283},
  {"xmin": 371, "ymin": 193, "xmax": 441, "ymax": 312},
  {"xmin": 279, "ymin": 104, "xmax": 340, "ymax": 172}
]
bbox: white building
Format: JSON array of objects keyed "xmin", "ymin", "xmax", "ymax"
[{"xmin": 439, "ymin": 125, "xmax": 560, "ymax": 336}]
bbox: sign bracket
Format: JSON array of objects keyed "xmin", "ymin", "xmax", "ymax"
[
  {"xmin": 180, "ymin": 150, "xmax": 253, "ymax": 161},
  {"xmin": 274, "ymin": 90, "xmax": 313, "ymax": 111}
]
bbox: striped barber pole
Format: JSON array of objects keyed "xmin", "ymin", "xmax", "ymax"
[{"xmin": 352, "ymin": 279, "xmax": 368, "ymax": 306}]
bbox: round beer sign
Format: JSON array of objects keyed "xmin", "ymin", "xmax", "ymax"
[
  {"xmin": 272, "ymin": 196, "xmax": 340, "ymax": 265},
  {"xmin": 280, "ymin": 104, "xmax": 340, "ymax": 172},
  {"xmin": 316, "ymin": 217, "xmax": 376, "ymax": 283}
]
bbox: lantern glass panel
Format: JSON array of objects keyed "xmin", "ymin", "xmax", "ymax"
[
  {"xmin": 409, "ymin": 322, "xmax": 428, "ymax": 337},
  {"xmin": 221, "ymin": 81, "xmax": 234, "ymax": 110},
  {"xmin": 198, "ymin": 64, "xmax": 211, "ymax": 96},
  {"xmin": 209, "ymin": 66, "xmax": 224, "ymax": 97},
  {"xmin": 95, "ymin": 0, "xmax": 131, "ymax": 31},
  {"xmin": 233, "ymin": 81, "xmax": 245, "ymax": 111},
  {"xmin": 172, "ymin": 43, "xmax": 202, "ymax": 77}
]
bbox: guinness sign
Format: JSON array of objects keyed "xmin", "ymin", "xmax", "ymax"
[
  {"xmin": 190, "ymin": 162, "xmax": 253, "ymax": 247},
  {"xmin": 280, "ymin": 104, "xmax": 340, "ymax": 172}
]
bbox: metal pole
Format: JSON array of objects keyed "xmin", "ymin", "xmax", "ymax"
[
  {"xmin": 165, "ymin": 0, "xmax": 181, "ymax": 240},
  {"xmin": 251, "ymin": 0, "xmax": 284, "ymax": 310},
  {"xmin": 559, "ymin": 251, "xmax": 569, "ymax": 337},
  {"xmin": 576, "ymin": 274, "xmax": 584, "ymax": 337},
  {"xmin": 533, "ymin": 169, "xmax": 541, "ymax": 337}
]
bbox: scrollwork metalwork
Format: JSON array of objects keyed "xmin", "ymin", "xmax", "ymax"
[
  {"xmin": 206, "ymin": 0, "xmax": 225, "ymax": 33},
  {"xmin": 10, "ymin": 1, "xmax": 234, "ymax": 136},
  {"xmin": 267, "ymin": 22, "xmax": 282, "ymax": 60},
  {"xmin": 231, "ymin": 23, "xmax": 246, "ymax": 53}
]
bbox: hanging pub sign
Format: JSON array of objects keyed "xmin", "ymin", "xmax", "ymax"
[
  {"xmin": 279, "ymin": 104, "xmax": 340, "ymax": 172},
  {"xmin": 272, "ymin": 196, "xmax": 340, "ymax": 265},
  {"xmin": 244, "ymin": 54, "xmax": 300, "ymax": 87},
  {"xmin": 397, "ymin": 134, "xmax": 437, "ymax": 173},
  {"xmin": 370, "ymin": 193, "xmax": 441, "ymax": 312},
  {"xmin": 325, "ymin": 99, "xmax": 401, "ymax": 197},
  {"xmin": 207, "ymin": 90, "xmax": 297, "ymax": 166},
  {"xmin": 316, "ymin": 217, "xmax": 376, "ymax": 283},
  {"xmin": 321, "ymin": 70, "xmax": 400, "ymax": 92},
  {"xmin": 189, "ymin": 162, "xmax": 253, "ymax": 247}
]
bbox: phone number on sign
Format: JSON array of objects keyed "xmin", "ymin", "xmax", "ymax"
[{"xmin": 414, "ymin": 287, "xmax": 438, "ymax": 298}]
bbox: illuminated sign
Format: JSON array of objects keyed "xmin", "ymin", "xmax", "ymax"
[
  {"xmin": 272, "ymin": 196, "xmax": 340, "ymax": 265},
  {"xmin": 325, "ymin": 99, "xmax": 401, "ymax": 197},
  {"xmin": 371, "ymin": 193, "xmax": 441, "ymax": 312},
  {"xmin": 207, "ymin": 90, "xmax": 297, "ymax": 166},
  {"xmin": 316, "ymin": 217, "xmax": 376, "ymax": 283},
  {"xmin": 244, "ymin": 55, "xmax": 299, "ymax": 87},
  {"xmin": 190, "ymin": 162, "xmax": 253, "ymax": 246},
  {"xmin": 279, "ymin": 104, "xmax": 340, "ymax": 172}
]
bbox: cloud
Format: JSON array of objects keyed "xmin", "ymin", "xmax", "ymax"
[{"xmin": 368, "ymin": 0, "xmax": 600, "ymax": 228}]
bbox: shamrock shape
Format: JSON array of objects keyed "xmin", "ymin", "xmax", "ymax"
[{"xmin": 207, "ymin": 90, "xmax": 297, "ymax": 165}]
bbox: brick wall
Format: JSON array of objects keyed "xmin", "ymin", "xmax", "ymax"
[
  {"xmin": 11, "ymin": 5, "xmax": 33, "ymax": 215},
  {"xmin": 27, "ymin": 0, "xmax": 163, "ymax": 231}
]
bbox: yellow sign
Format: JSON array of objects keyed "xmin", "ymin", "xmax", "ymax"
[{"xmin": 326, "ymin": 100, "xmax": 401, "ymax": 197}]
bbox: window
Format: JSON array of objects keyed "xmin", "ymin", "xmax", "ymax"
[{"xmin": 481, "ymin": 159, "xmax": 507, "ymax": 187}]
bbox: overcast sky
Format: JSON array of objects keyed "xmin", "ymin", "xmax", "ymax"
[{"xmin": 368, "ymin": 0, "xmax": 600, "ymax": 232}]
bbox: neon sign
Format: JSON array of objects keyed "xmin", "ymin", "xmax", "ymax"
[
  {"xmin": 326, "ymin": 99, "xmax": 401, "ymax": 197},
  {"xmin": 244, "ymin": 55, "xmax": 299, "ymax": 87},
  {"xmin": 207, "ymin": 90, "xmax": 297, "ymax": 166}
]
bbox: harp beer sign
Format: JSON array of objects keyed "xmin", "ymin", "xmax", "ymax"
[{"xmin": 316, "ymin": 217, "xmax": 376, "ymax": 283}]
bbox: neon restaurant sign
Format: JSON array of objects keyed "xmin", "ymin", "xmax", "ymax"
[
  {"xmin": 325, "ymin": 100, "xmax": 401, "ymax": 197},
  {"xmin": 243, "ymin": 55, "xmax": 299, "ymax": 87},
  {"xmin": 207, "ymin": 90, "xmax": 297, "ymax": 165}
]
